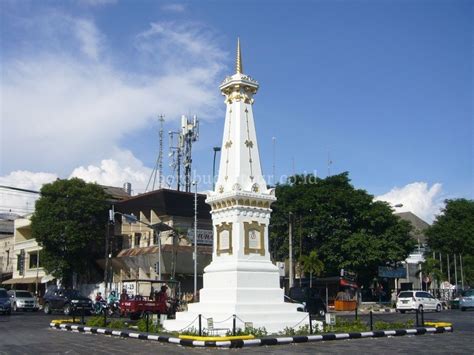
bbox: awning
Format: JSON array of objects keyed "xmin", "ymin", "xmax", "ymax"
[
  {"xmin": 41, "ymin": 275, "xmax": 55, "ymax": 284},
  {"xmin": 2, "ymin": 276, "xmax": 41, "ymax": 285},
  {"xmin": 2, "ymin": 275, "xmax": 55, "ymax": 285}
]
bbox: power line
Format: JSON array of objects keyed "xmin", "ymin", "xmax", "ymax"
[{"xmin": 0, "ymin": 185, "xmax": 40, "ymax": 194}]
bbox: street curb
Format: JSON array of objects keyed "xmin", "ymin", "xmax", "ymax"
[{"xmin": 49, "ymin": 323, "xmax": 453, "ymax": 348}]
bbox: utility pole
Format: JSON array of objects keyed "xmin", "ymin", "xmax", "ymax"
[
  {"xmin": 460, "ymin": 254, "xmax": 464, "ymax": 290},
  {"xmin": 299, "ymin": 216, "xmax": 302, "ymax": 287},
  {"xmin": 212, "ymin": 147, "xmax": 221, "ymax": 190},
  {"xmin": 193, "ymin": 181, "xmax": 198, "ymax": 300},
  {"xmin": 439, "ymin": 252, "xmax": 443, "ymax": 274},
  {"xmin": 454, "ymin": 254, "xmax": 458, "ymax": 289},
  {"xmin": 289, "ymin": 212, "xmax": 293, "ymax": 289},
  {"xmin": 105, "ymin": 206, "xmax": 114, "ymax": 299},
  {"xmin": 447, "ymin": 254, "xmax": 451, "ymax": 284}
]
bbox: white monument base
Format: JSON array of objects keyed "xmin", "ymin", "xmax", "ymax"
[{"xmin": 163, "ymin": 260, "xmax": 312, "ymax": 334}]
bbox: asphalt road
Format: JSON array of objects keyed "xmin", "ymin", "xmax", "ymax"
[{"xmin": 0, "ymin": 309, "xmax": 472, "ymax": 354}]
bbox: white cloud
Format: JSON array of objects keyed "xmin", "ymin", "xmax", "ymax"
[
  {"xmin": 1, "ymin": 15, "xmax": 225, "ymax": 177},
  {"xmin": 161, "ymin": 4, "xmax": 186, "ymax": 13},
  {"xmin": 75, "ymin": 19, "xmax": 103, "ymax": 60},
  {"xmin": 0, "ymin": 171, "xmax": 58, "ymax": 215},
  {"xmin": 375, "ymin": 182, "xmax": 445, "ymax": 223},
  {"xmin": 70, "ymin": 149, "xmax": 152, "ymax": 194}
]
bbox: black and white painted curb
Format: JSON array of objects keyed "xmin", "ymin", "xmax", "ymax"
[{"xmin": 50, "ymin": 323, "xmax": 453, "ymax": 348}]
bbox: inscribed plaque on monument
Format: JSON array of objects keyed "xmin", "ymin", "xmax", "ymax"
[
  {"xmin": 248, "ymin": 229, "xmax": 260, "ymax": 249},
  {"xmin": 244, "ymin": 221, "xmax": 265, "ymax": 256},
  {"xmin": 220, "ymin": 230, "xmax": 230, "ymax": 250},
  {"xmin": 216, "ymin": 222, "xmax": 233, "ymax": 255}
]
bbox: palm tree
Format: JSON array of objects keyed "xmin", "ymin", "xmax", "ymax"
[{"xmin": 299, "ymin": 250, "xmax": 324, "ymax": 288}]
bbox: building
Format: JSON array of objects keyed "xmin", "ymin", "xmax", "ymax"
[
  {"xmin": 396, "ymin": 212, "xmax": 430, "ymax": 290},
  {"xmin": 107, "ymin": 188, "xmax": 213, "ymax": 293},
  {"xmin": 0, "ymin": 218, "xmax": 15, "ymax": 283},
  {"xmin": 2, "ymin": 216, "xmax": 53, "ymax": 295}
]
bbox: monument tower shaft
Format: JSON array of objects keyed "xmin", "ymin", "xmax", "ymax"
[{"xmin": 163, "ymin": 39, "xmax": 307, "ymax": 334}]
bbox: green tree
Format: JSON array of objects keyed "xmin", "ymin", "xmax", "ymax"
[
  {"xmin": 426, "ymin": 198, "xmax": 474, "ymax": 284},
  {"xmin": 31, "ymin": 178, "xmax": 109, "ymax": 287},
  {"xmin": 299, "ymin": 250, "xmax": 324, "ymax": 288},
  {"xmin": 270, "ymin": 173, "xmax": 415, "ymax": 288}
]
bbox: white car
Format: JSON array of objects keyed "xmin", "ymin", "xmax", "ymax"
[
  {"xmin": 7, "ymin": 290, "xmax": 39, "ymax": 312},
  {"xmin": 460, "ymin": 289, "xmax": 474, "ymax": 311},
  {"xmin": 396, "ymin": 291, "xmax": 442, "ymax": 313}
]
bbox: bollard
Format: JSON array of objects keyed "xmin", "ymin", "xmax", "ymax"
[
  {"xmin": 355, "ymin": 306, "xmax": 358, "ymax": 320},
  {"xmin": 420, "ymin": 307, "xmax": 424, "ymax": 327},
  {"xmin": 369, "ymin": 311, "xmax": 373, "ymax": 331},
  {"xmin": 146, "ymin": 312, "xmax": 149, "ymax": 333},
  {"xmin": 198, "ymin": 314, "xmax": 202, "ymax": 336},
  {"xmin": 233, "ymin": 314, "xmax": 236, "ymax": 336},
  {"xmin": 81, "ymin": 306, "xmax": 85, "ymax": 325},
  {"xmin": 309, "ymin": 314, "xmax": 313, "ymax": 335},
  {"xmin": 415, "ymin": 308, "xmax": 419, "ymax": 327}
]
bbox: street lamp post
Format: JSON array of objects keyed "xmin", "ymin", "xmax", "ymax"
[
  {"xmin": 212, "ymin": 147, "xmax": 221, "ymax": 190},
  {"xmin": 192, "ymin": 181, "xmax": 198, "ymax": 300},
  {"xmin": 289, "ymin": 212, "xmax": 294, "ymax": 289}
]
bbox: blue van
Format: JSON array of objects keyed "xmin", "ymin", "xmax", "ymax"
[{"xmin": 0, "ymin": 288, "xmax": 12, "ymax": 315}]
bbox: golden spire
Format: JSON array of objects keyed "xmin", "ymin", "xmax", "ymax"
[{"xmin": 236, "ymin": 37, "xmax": 243, "ymax": 74}]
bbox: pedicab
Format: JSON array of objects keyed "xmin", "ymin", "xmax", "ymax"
[{"xmin": 119, "ymin": 279, "xmax": 181, "ymax": 320}]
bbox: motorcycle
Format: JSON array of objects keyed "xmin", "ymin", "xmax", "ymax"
[
  {"xmin": 93, "ymin": 299, "xmax": 108, "ymax": 315},
  {"xmin": 107, "ymin": 300, "xmax": 121, "ymax": 317}
]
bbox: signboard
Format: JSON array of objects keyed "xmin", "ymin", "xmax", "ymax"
[
  {"xmin": 325, "ymin": 313, "xmax": 336, "ymax": 325},
  {"xmin": 123, "ymin": 281, "xmax": 137, "ymax": 297},
  {"xmin": 340, "ymin": 268, "xmax": 356, "ymax": 281},
  {"xmin": 187, "ymin": 229, "xmax": 213, "ymax": 245},
  {"xmin": 378, "ymin": 266, "xmax": 407, "ymax": 278},
  {"xmin": 18, "ymin": 249, "xmax": 25, "ymax": 276}
]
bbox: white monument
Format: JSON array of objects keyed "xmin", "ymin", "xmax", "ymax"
[{"xmin": 163, "ymin": 39, "xmax": 308, "ymax": 334}]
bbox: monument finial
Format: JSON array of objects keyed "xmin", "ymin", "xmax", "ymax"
[{"xmin": 236, "ymin": 37, "xmax": 243, "ymax": 74}]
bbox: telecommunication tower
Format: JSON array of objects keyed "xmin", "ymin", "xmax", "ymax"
[
  {"xmin": 169, "ymin": 115, "xmax": 199, "ymax": 192},
  {"xmin": 145, "ymin": 114, "xmax": 165, "ymax": 192}
]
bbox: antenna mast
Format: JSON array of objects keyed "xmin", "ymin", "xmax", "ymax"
[
  {"xmin": 169, "ymin": 114, "xmax": 199, "ymax": 192},
  {"xmin": 182, "ymin": 115, "xmax": 199, "ymax": 192},
  {"xmin": 158, "ymin": 115, "xmax": 164, "ymax": 189},
  {"xmin": 146, "ymin": 114, "xmax": 165, "ymax": 192}
]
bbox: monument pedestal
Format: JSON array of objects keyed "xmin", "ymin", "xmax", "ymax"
[{"xmin": 163, "ymin": 260, "xmax": 308, "ymax": 334}]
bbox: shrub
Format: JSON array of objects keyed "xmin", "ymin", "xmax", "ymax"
[
  {"xmin": 109, "ymin": 320, "xmax": 127, "ymax": 329},
  {"xmin": 85, "ymin": 316, "xmax": 106, "ymax": 327},
  {"xmin": 325, "ymin": 318, "xmax": 369, "ymax": 333},
  {"xmin": 136, "ymin": 317, "xmax": 162, "ymax": 333}
]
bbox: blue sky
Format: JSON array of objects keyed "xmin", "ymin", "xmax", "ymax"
[{"xmin": 1, "ymin": 0, "xmax": 472, "ymax": 222}]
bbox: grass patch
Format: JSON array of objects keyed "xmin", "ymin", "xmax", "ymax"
[{"xmin": 85, "ymin": 316, "xmax": 106, "ymax": 327}]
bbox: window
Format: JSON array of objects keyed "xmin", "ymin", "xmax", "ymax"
[
  {"xmin": 16, "ymin": 291, "xmax": 33, "ymax": 298},
  {"xmin": 29, "ymin": 252, "xmax": 39, "ymax": 269},
  {"xmin": 134, "ymin": 233, "xmax": 141, "ymax": 247},
  {"xmin": 415, "ymin": 292, "xmax": 424, "ymax": 298},
  {"xmin": 6, "ymin": 250, "xmax": 9, "ymax": 266},
  {"xmin": 398, "ymin": 292, "xmax": 413, "ymax": 298}
]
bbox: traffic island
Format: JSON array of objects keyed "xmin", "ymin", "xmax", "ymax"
[{"xmin": 49, "ymin": 322, "xmax": 453, "ymax": 348}]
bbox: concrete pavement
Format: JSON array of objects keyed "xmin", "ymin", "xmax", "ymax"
[{"xmin": 0, "ymin": 309, "xmax": 472, "ymax": 354}]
